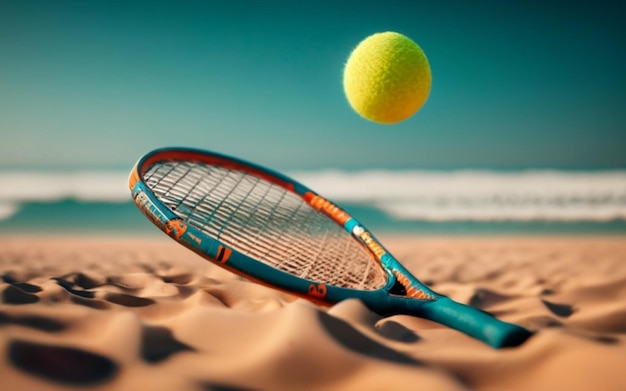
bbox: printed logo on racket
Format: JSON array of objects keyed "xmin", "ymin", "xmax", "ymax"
[
  {"xmin": 134, "ymin": 191, "xmax": 168, "ymax": 228},
  {"xmin": 165, "ymin": 220, "xmax": 187, "ymax": 240},
  {"xmin": 352, "ymin": 225, "xmax": 386, "ymax": 260},
  {"xmin": 216, "ymin": 245, "xmax": 232, "ymax": 263},
  {"xmin": 308, "ymin": 283, "xmax": 327, "ymax": 299},
  {"xmin": 304, "ymin": 193, "xmax": 350, "ymax": 225},
  {"xmin": 186, "ymin": 232, "xmax": 202, "ymax": 245}
]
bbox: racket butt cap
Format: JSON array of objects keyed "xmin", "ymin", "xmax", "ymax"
[{"xmin": 493, "ymin": 325, "xmax": 534, "ymax": 348}]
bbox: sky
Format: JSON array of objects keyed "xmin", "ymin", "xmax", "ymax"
[{"xmin": 1, "ymin": 0, "xmax": 625, "ymax": 171}]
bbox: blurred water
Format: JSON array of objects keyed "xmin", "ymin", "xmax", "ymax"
[{"xmin": 1, "ymin": 169, "xmax": 625, "ymax": 235}]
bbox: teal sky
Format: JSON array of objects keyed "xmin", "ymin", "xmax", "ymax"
[{"xmin": 1, "ymin": 1, "xmax": 624, "ymax": 170}]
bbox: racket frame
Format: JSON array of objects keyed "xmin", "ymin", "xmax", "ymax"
[{"xmin": 129, "ymin": 147, "xmax": 532, "ymax": 348}]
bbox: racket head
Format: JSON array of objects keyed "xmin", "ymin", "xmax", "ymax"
[{"xmin": 128, "ymin": 147, "xmax": 437, "ymax": 307}]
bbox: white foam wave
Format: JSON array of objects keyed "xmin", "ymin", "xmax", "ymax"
[
  {"xmin": 0, "ymin": 171, "xmax": 131, "ymax": 222},
  {"xmin": 0, "ymin": 202, "xmax": 20, "ymax": 221},
  {"xmin": 1, "ymin": 169, "xmax": 625, "ymax": 222},
  {"xmin": 290, "ymin": 169, "xmax": 626, "ymax": 222},
  {"xmin": 0, "ymin": 171, "xmax": 130, "ymax": 203}
]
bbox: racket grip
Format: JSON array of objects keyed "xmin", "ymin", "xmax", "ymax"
[{"xmin": 419, "ymin": 297, "xmax": 532, "ymax": 348}]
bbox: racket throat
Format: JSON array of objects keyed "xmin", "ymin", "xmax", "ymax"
[
  {"xmin": 388, "ymin": 270, "xmax": 437, "ymax": 300},
  {"xmin": 388, "ymin": 278, "xmax": 408, "ymax": 296}
]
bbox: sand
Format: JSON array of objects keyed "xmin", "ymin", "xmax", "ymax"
[{"xmin": 0, "ymin": 235, "xmax": 625, "ymax": 391}]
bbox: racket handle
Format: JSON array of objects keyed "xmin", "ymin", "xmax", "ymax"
[{"xmin": 418, "ymin": 297, "xmax": 532, "ymax": 348}]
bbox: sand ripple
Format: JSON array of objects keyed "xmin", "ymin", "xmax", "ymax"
[{"xmin": 0, "ymin": 236, "xmax": 625, "ymax": 391}]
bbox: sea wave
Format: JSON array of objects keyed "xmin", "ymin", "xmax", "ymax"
[
  {"xmin": 1, "ymin": 169, "xmax": 625, "ymax": 222},
  {"xmin": 0, "ymin": 171, "xmax": 129, "ymax": 221},
  {"xmin": 291, "ymin": 170, "xmax": 626, "ymax": 222}
]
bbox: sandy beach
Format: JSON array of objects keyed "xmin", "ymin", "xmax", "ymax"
[{"xmin": 1, "ymin": 235, "xmax": 625, "ymax": 391}]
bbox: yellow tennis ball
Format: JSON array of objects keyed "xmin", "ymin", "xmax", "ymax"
[{"xmin": 343, "ymin": 31, "xmax": 432, "ymax": 124}]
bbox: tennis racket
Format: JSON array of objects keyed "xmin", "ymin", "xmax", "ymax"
[{"xmin": 128, "ymin": 147, "xmax": 532, "ymax": 348}]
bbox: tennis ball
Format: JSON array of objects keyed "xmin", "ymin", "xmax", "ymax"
[{"xmin": 343, "ymin": 32, "xmax": 431, "ymax": 124}]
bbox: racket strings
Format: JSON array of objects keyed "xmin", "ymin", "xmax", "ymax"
[{"xmin": 143, "ymin": 161, "xmax": 388, "ymax": 290}]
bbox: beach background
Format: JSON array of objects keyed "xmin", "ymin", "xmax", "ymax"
[{"xmin": 1, "ymin": 1, "xmax": 625, "ymax": 390}]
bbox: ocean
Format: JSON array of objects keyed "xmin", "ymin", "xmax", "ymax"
[{"xmin": 1, "ymin": 169, "xmax": 625, "ymax": 236}]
